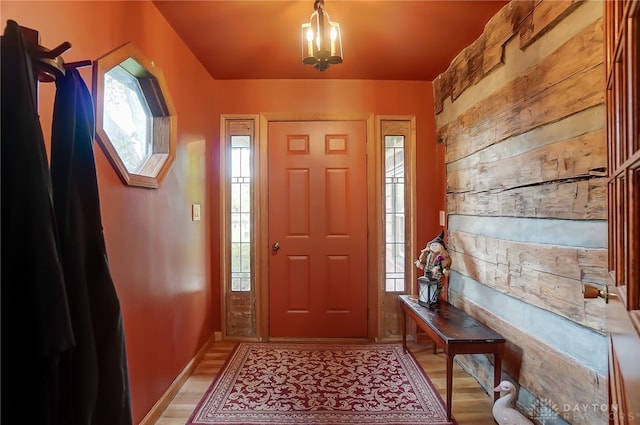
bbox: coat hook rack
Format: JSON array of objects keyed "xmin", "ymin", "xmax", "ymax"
[
  {"xmin": 21, "ymin": 25, "xmax": 68, "ymax": 82},
  {"xmin": 17, "ymin": 23, "xmax": 93, "ymax": 107},
  {"xmin": 20, "ymin": 24, "xmax": 93, "ymax": 83}
]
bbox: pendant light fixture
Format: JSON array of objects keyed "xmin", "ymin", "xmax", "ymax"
[{"xmin": 301, "ymin": 0, "xmax": 343, "ymax": 71}]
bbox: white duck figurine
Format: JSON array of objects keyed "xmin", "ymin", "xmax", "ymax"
[{"xmin": 493, "ymin": 381, "xmax": 534, "ymax": 425}]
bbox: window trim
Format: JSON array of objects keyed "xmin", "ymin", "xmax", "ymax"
[
  {"xmin": 93, "ymin": 42, "xmax": 177, "ymax": 189},
  {"xmin": 378, "ymin": 117, "xmax": 417, "ymax": 296},
  {"xmin": 220, "ymin": 115, "xmax": 259, "ymax": 338}
]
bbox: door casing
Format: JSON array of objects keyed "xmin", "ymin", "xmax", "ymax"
[{"xmin": 220, "ymin": 113, "xmax": 417, "ymax": 341}]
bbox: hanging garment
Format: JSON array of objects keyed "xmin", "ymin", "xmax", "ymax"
[
  {"xmin": 51, "ymin": 68, "xmax": 133, "ymax": 425},
  {"xmin": 1, "ymin": 19, "xmax": 133, "ymax": 425},
  {"xmin": 1, "ymin": 19, "xmax": 75, "ymax": 425}
]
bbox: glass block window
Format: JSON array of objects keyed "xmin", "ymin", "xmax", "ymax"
[{"xmin": 384, "ymin": 135, "xmax": 405, "ymax": 292}]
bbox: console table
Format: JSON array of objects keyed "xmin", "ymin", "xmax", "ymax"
[{"xmin": 399, "ymin": 294, "xmax": 505, "ymax": 421}]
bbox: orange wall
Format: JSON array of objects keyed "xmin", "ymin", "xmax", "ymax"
[
  {"xmin": 1, "ymin": 1, "xmax": 446, "ymax": 422},
  {"xmin": 211, "ymin": 79, "xmax": 446, "ymax": 251},
  {"xmin": 1, "ymin": 1, "xmax": 216, "ymax": 422}
]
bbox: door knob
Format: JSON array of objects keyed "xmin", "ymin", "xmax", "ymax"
[{"xmin": 272, "ymin": 242, "xmax": 280, "ymax": 252}]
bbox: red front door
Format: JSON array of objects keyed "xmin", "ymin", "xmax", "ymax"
[{"xmin": 268, "ymin": 120, "xmax": 368, "ymax": 338}]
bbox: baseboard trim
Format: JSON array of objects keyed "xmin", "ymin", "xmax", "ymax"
[{"xmin": 138, "ymin": 334, "xmax": 215, "ymax": 425}]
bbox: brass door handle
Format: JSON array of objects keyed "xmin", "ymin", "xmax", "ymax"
[
  {"xmin": 582, "ymin": 284, "xmax": 616, "ymax": 303},
  {"xmin": 272, "ymin": 242, "xmax": 280, "ymax": 252}
]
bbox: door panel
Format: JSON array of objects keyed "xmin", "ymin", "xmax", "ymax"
[{"xmin": 268, "ymin": 121, "xmax": 367, "ymax": 338}]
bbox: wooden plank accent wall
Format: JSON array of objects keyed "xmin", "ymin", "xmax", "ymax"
[
  {"xmin": 433, "ymin": 1, "xmax": 607, "ymax": 424},
  {"xmin": 440, "ymin": 19, "xmax": 603, "ymax": 162},
  {"xmin": 449, "ymin": 291, "xmax": 608, "ymax": 425},
  {"xmin": 450, "ymin": 230, "xmax": 606, "ymax": 331}
]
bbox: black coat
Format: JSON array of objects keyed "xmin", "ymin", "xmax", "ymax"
[
  {"xmin": 1, "ymin": 19, "xmax": 76, "ymax": 425},
  {"xmin": 52, "ymin": 67, "xmax": 132, "ymax": 425},
  {"xmin": 1, "ymin": 19, "xmax": 132, "ymax": 425}
]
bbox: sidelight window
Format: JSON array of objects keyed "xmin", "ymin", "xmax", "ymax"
[
  {"xmin": 385, "ymin": 135, "xmax": 406, "ymax": 292},
  {"xmin": 230, "ymin": 135, "xmax": 252, "ymax": 292},
  {"xmin": 221, "ymin": 117, "xmax": 257, "ymax": 338},
  {"xmin": 380, "ymin": 118, "xmax": 415, "ymax": 295}
]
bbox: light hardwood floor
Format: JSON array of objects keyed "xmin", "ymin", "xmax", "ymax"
[{"xmin": 154, "ymin": 339, "xmax": 497, "ymax": 424}]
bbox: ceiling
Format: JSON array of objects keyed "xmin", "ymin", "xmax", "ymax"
[{"xmin": 153, "ymin": 1, "xmax": 508, "ymax": 81}]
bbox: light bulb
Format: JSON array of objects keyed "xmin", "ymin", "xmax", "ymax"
[{"xmin": 330, "ymin": 27, "xmax": 337, "ymax": 56}]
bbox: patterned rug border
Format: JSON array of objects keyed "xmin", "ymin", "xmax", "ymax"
[{"xmin": 187, "ymin": 342, "xmax": 457, "ymax": 425}]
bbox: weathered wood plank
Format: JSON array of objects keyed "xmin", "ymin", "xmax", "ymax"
[
  {"xmin": 433, "ymin": 1, "xmax": 535, "ymax": 113},
  {"xmin": 444, "ymin": 66, "xmax": 604, "ymax": 164},
  {"xmin": 450, "ymin": 36, "xmax": 488, "ymax": 102},
  {"xmin": 448, "ymin": 230, "xmax": 606, "ymax": 331},
  {"xmin": 434, "ymin": 1, "xmax": 590, "ymax": 115},
  {"xmin": 519, "ymin": 0, "xmax": 585, "ymax": 48},
  {"xmin": 446, "ymin": 177, "xmax": 607, "ymax": 220},
  {"xmin": 447, "ymin": 129, "xmax": 606, "ymax": 193},
  {"xmin": 441, "ymin": 18, "xmax": 604, "ymax": 163},
  {"xmin": 432, "ymin": 73, "xmax": 447, "ymax": 115},
  {"xmin": 483, "ymin": 1, "xmax": 533, "ymax": 75},
  {"xmin": 450, "ymin": 296, "xmax": 607, "ymax": 425}
]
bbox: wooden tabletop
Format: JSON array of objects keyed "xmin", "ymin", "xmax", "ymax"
[{"xmin": 399, "ymin": 295, "xmax": 505, "ymax": 344}]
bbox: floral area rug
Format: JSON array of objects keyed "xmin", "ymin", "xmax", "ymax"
[{"xmin": 187, "ymin": 342, "xmax": 456, "ymax": 425}]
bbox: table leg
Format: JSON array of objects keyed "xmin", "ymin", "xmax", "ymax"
[
  {"xmin": 401, "ymin": 307, "xmax": 407, "ymax": 353},
  {"xmin": 446, "ymin": 354, "xmax": 453, "ymax": 421},
  {"xmin": 493, "ymin": 347, "xmax": 503, "ymax": 402}
]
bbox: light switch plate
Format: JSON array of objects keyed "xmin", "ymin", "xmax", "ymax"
[
  {"xmin": 439, "ymin": 210, "xmax": 446, "ymax": 226},
  {"xmin": 192, "ymin": 204, "xmax": 201, "ymax": 221}
]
